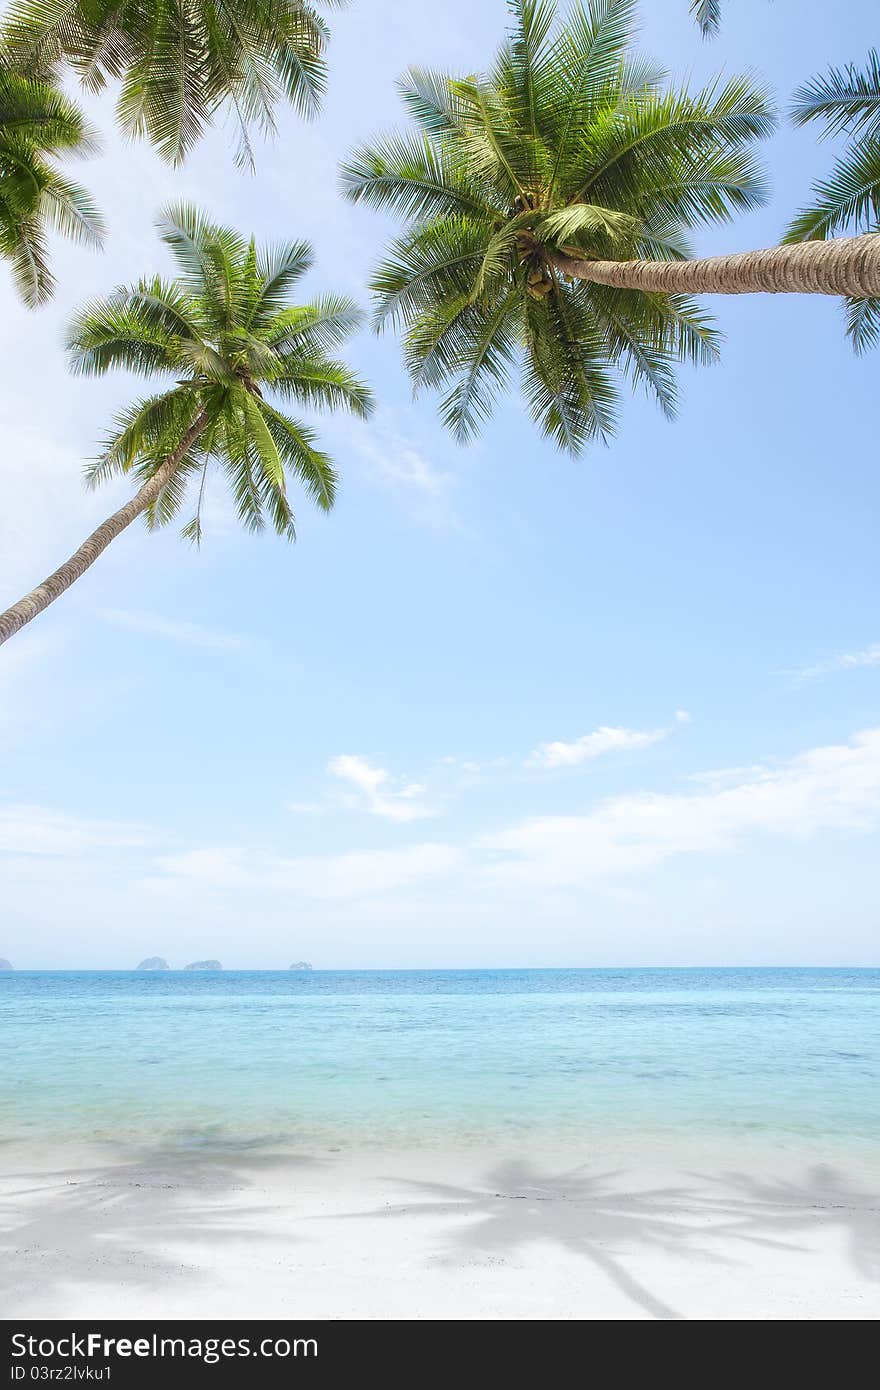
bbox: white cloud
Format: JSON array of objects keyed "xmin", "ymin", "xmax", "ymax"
[
  {"xmin": 528, "ymin": 724, "xmax": 666, "ymax": 770},
  {"xmin": 685, "ymin": 764, "xmax": 769, "ymax": 787},
  {"xmin": 792, "ymin": 643, "xmax": 880, "ymax": 683},
  {"xmin": 165, "ymin": 727, "xmax": 880, "ymax": 903},
  {"xmin": 341, "ymin": 410, "xmax": 469, "ymax": 533},
  {"xmin": 528, "ymin": 711, "xmax": 691, "ymax": 770},
  {"xmin": 97, "ymin": 609, "xmax": 246, "ymax": 651},
  {"xmin": 0, "ymin": 803, "xmax": 149, "ymax": 856},
  {"xmin": 156, "ymin": 842, "xmax": 463, "ymax": 900},
  {"xmin": 362, "ymin": 436, "xmax": 450, "ymax": 497},
  {"xmin": 485, "ymin": 727, "xmax": 880, "ymax": 887},
  {"xmin": 15, "ymin": 725, "xmax": 878, "ymax": 938},
  {"xmin": 328, "ymin": 753, "xmax": 436, "ymax": 822},
  {"xmin": 441, "ymin": 755, "xmax": 483, "ymax": 773}
]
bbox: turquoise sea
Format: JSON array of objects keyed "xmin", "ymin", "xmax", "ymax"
[{"xmin": 1, "ymin": 969, "xmax": 878, "ymax": 1155}]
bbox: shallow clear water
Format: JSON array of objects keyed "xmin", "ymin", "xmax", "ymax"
[{"xmin": 1, "ymin": 969, "xmax": 878, "ymax": 1154}]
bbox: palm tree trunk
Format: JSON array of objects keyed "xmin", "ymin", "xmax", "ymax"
[
  {"xmin": 544, "ymin": 232, "xmax": 880, "ymax": 296},
  {"xmin": 0, "ymin": 412, "xmax": 208, "ymax": 647}
]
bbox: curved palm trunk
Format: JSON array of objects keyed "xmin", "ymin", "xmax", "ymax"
[
  {"xmin": 545, "ymin": 232, "xmax": 880, "ymax": 296},
  {"xmin": 0, "ymin": 412, "xmax": 208, "ymax": 647}
]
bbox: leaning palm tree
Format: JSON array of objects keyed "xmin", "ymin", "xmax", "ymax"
[
  {"xmin": 0, "ymin": 59, "xmax": 103, "ymax": 304},
  {"xmin": 1, "ymin": 0, "xmax": 339, "ymax": 167},
  {"xmin": 342, "ymin": 0, "xmax": 880, "ymax": 452},
  {"xmin": 785, "ymin": 51, "xmax": 880, "ymax": 352},
  {"xmin": 0, "ymin": 204, "xmax": 372, "ymax": 646}
]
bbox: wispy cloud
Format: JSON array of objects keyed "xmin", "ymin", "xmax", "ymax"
[
  {"xmin": 791, "ymin": 643, "xmax": 880, "ymax": 683},
  {"xmin": 97, "ymin": 609, "xmax": 247, "ymax": 651},
  {"xmin": 527, "ymin": 711, "xmax": 690, "ymax": 770},
  {"xmin": 0, "ymin": 803, "xmax": 149, "ymax": 856},
  {"xmin": 343, "ymin": 411, "xmax": 467, "ymax": 532},
  {"xmin": 359, "ymin": 434, "xmax": 450, "ymax": 497},
  {"xmin": 327, "ymin": 754, "xmax": 436, "ymax": 822},
  {"xmin": 157, "ymin": 842, "xmax": 462, "ymax": 900},
  {"xmin": 159, "ymin": 727, "xmax": 880, "ymax": 904},
  {"xmin": 485, "ymin": 727, "xmax": 880, "ymax": 887}
]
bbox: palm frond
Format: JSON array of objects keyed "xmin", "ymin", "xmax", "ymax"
[
  {"xmin": 0, "ymin": 67, "xmax": 102, "ymax": 303},
  {"xmin": 397, "ymin": 65, "xmax": 470, "ymax": 137},
  {"xmin": 690, "ymin": 0, "xmax": 722, "ymax": 39},
  {"xmin": 523, "ymin": 284, "xmax": 618, "ymax": 451},
  {"xmin": 2, "ymin": 0, "xmax": 337, "ymax": 163},
  {"xmin": 790, "ymin": 51, "xmax": 880, "ymax": 142},
  {"xmin": 370, "ymin": 216, "xmax": 493, "ymax": 330},
  {"xmin": 157, "ymin": 202, "xmax": 248, "ymax": 283},
  {"xmin": 246, "ymin": 237, "xmax": 313, "ymax": 325},
  {"xmin": 266, "ymin": 294, "xmax": 364, "ymax": 353},
  {"xmin": 66, "ymin": 201, "xmax": 366, "ymax": 538},
  {"xmin": 38, "ymin": 169, "xmax": 104, "ymax": 244},
  {"xmin": 271, "ymin": 1, "xmax": 329, "ymax": 120},
  {"xmin": 86, "ymin": 388, "xmax": 201, "ymax": 484},
  {"xmin": 437, "ymin": 289, "xmax": 521, "ymax": 442},
  {"xmin": 4, "ymin": 215, "xmax": 53, "ymax": 305},
  {"xmin": 66, "ymin": 295, "xmax": 181, "ymax": 377},
  {"xmin": 536, "ymin": 201, "xmax": 639, "ymax": 248},
  {"xmin": 843, "ymin": 292, "xmax": 880, "ymax": 353},
  {"xmin": 271, "ymin": 357, "xmax": 373, "ymax": 416},
  {"xmin": 340, "ymin": 131, "xmax": 499, "ymax": 220},
  {"xmin": 259, "ymin": 401, "xmax": 337, "ymax": 510},
  {"xmin": 784, "ymin": 141, "xmax": 880, "ymax": 241},
  {"xmin": 346, "ymin": 0, "xmax": 766, "ymax": 450}
]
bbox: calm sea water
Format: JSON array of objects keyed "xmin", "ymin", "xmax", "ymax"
[{"xmin": 1, "ymin": 969, "xmax": 878, "ymax": 1155}]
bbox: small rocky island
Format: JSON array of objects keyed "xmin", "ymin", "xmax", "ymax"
[
  {"xmin": 135, "ymin": 957, "xmax": 170, "ymax": 971},
  {"xmin": 184, "ymin": 960, "xmax": 222, "ymax": 971},
  {"xmin": 0, "ymin": 958, "xmax": 12, "ymax": 970},
  {"xmin": 289, "ymin": 961, "xmax": 313, "ymax": 971}
]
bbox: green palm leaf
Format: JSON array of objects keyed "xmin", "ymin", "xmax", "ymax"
[
  {"xmin": 785, "ymin": 48, "xmax": 880, "ymax": 353},
  {"xmin": 790, "ymin": 51, "xmax": 880, "ymax": 143},
  {"xmin": 0, "ymin": 64, "xmax": 102, "ymax": 304},
  {"xmin": 844, "ymin": 292, "xmax": 880, "ymax": 354},
  {"xmin": 343, "ymin": 0, "xmax": 771, "ymax": 453},
  {"xmin": 2, "ymin": 0, "xmax": 337, "ymax": 164},
  {"xmin": 690, "ymin": 0, "xmax": 722, "ymax": 39},
  {"xmin": 785, "ymin": 141, "xmax": 880, "ymax": 243},
  {"xmin": 70, "ymin": 201, "xmax": 371, "ymax": 539}
]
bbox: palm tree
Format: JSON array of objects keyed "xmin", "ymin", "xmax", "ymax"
[
  {"xmin": 341, "ymin": 0, "xmax": 880, "ymax": 452},
  {"xmin": 0, "ymin": 203, "xmax": 372, "ymax": 646},
  {"xmin": 1, "ymin": 0, "xmax": 338, "ymax": 167},
  {"xmin": 785, "ymin": 51, "xmax": 880, "ymax": 352},
  {"xmin": 0, "ymin": 59, "xmax": 103, "ymax": 304}
]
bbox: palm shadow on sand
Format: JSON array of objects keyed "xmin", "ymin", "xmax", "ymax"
[
  {"xmin": 706, "ymin": 1163, "xmax": 880, "ymax": 1284},
  {"xmin": 334, "ymin": 1157, "xmax": 880, "ymax": 1320},
  {"xmin": 0, "ymin": 1133, "xmax": 317, "ymax": 1312},
  {"xmin": 3, "ymin": 1144, "xmax": 877, "ymax": 1320}
]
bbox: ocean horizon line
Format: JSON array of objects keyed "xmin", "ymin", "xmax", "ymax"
[{"xmin": 2, "ymin": 963, "xmax": 878, "ymax": 973}]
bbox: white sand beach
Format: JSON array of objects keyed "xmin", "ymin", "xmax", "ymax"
[{"xmin": 2, "ymin": 1140, "xmax": 878, "ymax": 1321}]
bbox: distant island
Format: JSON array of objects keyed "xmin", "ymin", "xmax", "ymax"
[
  {"xmin": 184, "ymin": 960, "xmax": 222, "ymax": 971},
  {"xmin": 0, "ymin": 958, "xmax": 12, "ymax": 970},
  {"xmin": 135, "ymin": 957, "xmax": 169, "ymax": 971},
  {"xmin": 289, "ymin": 961, "xmax": 313, "ymax": 971}
]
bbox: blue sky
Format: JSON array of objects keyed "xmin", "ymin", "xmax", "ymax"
[{"xmin": 2, "ymin": 0, "xmax": 880, "ymax": 968}]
